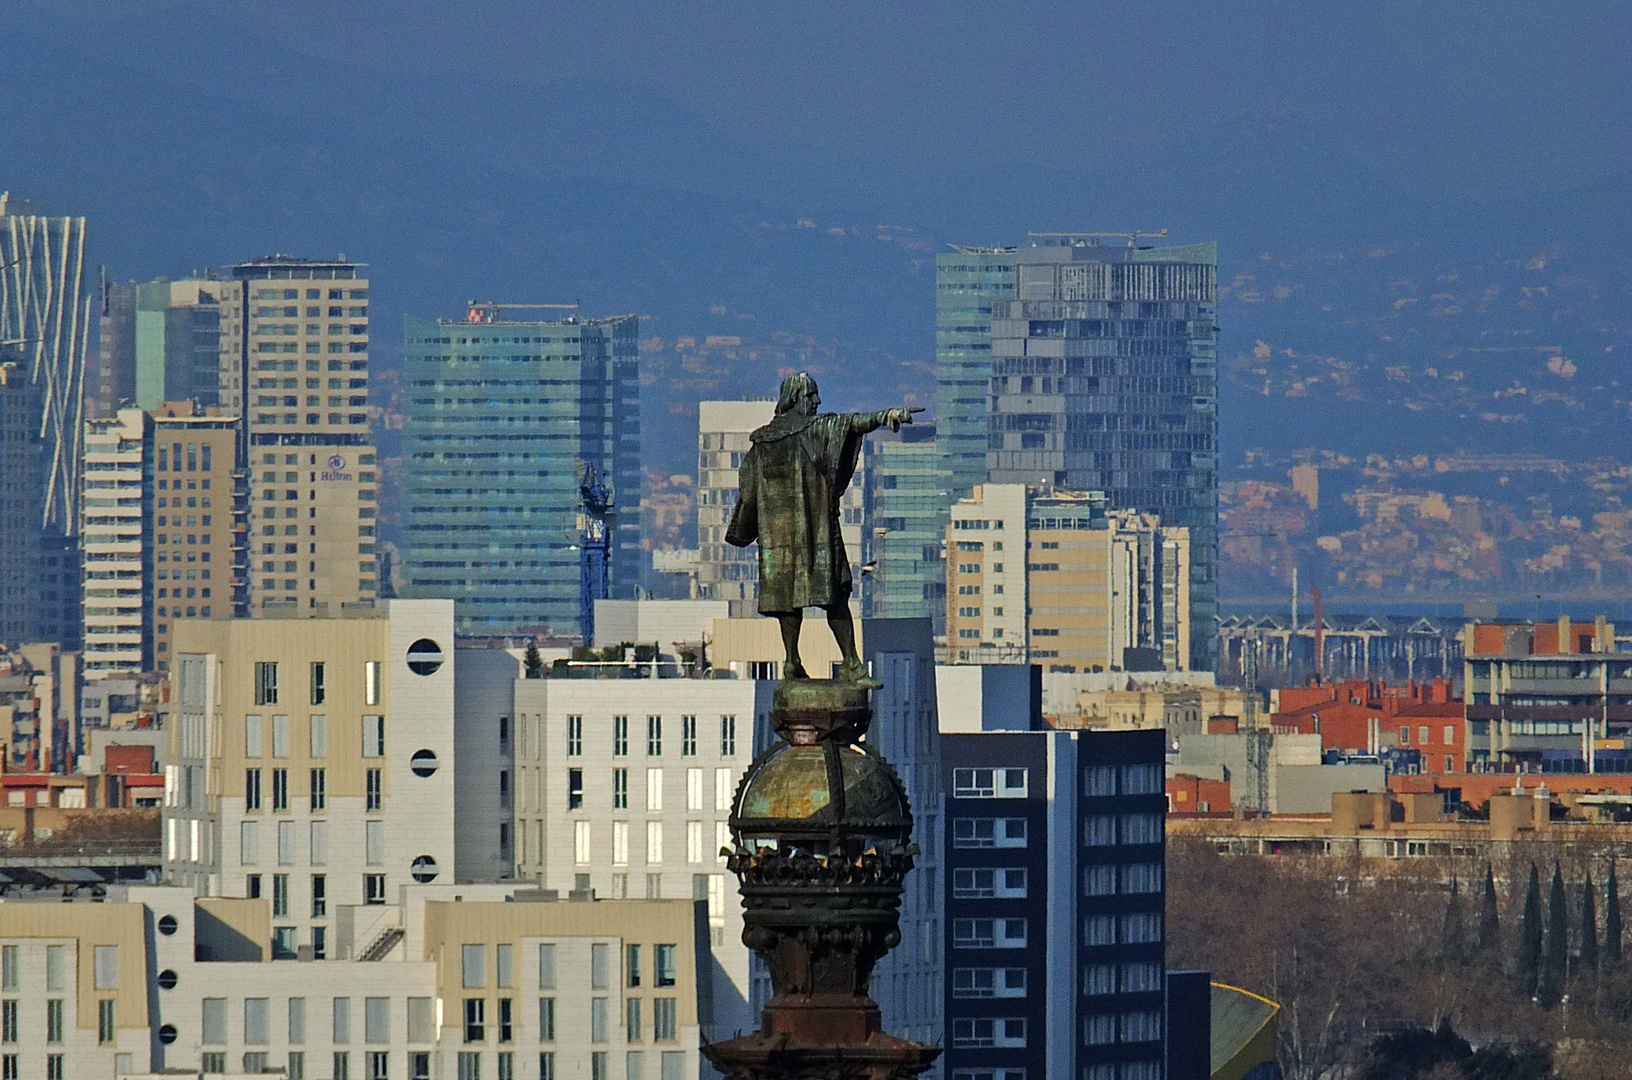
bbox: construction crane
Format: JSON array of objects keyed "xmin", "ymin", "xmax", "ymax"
[{"xmin": 578, "ymin": 466, "xmax": 612, "ymax": 648}]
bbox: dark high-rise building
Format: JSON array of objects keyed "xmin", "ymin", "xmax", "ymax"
[
  {"xmin": 941, "ymin": 725, "xmax": 1169, "ymax": 1080},
  {"xmin": 0, "ymin": 361, "xmax": 43, "ymax": 647},
  {"xmin": 93, "ymin": 273, "xmax": 138, "ymax": 420},
  {"xmin": 402, "ymin": 305, "xmax": 641, "ymax": 636},
  {"xmin": 936, "ymin": 236, "xmax": 1218, "ymax": 669}
]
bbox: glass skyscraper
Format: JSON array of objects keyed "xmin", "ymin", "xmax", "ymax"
[
  {"xmin": 861, "ymin": 425, "xmax": 947, "ymax": 630},
  {"xmin": 936, "ymin": 237, "xmax": 1218, "ymax": 670},
  {"xmin": 402, "ymin": 307, "xmax": 640, "ymax": 637}
]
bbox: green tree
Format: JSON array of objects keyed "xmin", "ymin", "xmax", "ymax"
[
  {"xmin": 1517, "ymin": 863, "xmax": 1543, "ymax": 997},
  {"xmin": 1535, "ymin": 862, "xmax": 1568, "ymax": 1006},
  {"xmin": 1440, "ymin": 877, "xmax": 1465, "ymax": 963},
  {"xmin": 1579, "ymin": 870, "xmax": 1599, "ymax": 972},
  {"xmin": 1478, "ymin": 863, "xmax": 1501, "ymax": 953},
  {"xmin": 523, "ymin": 640, "xmax": 543, "ymax": 679},
  {"xmin": 1608, "ymin": 860, "xmax": 1624, "ymax": 965}
]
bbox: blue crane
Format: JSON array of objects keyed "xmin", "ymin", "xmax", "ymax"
[{"xmin": 578, "ymin": 466, "xmax": 612, "ymax": 646}]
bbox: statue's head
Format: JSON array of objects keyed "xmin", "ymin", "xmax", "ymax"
[{"xmin": 776, "ymin": 372, "xmax": 820, "ymax": 417}]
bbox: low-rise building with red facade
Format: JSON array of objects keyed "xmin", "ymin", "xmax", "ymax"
[{"xmin": 1270, "ymin": 678, "xmax": 1464, "ymax": 773}]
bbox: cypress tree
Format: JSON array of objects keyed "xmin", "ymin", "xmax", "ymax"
[
  {"xmin": 1579, "ymin": 871, "xmax": 1599, "ymax": 971},
  {"xmin": 1536, "ymin": 862, "xmax": 1569, "ymax": 1006},
  {"xmin": 1517, "ymin": 863, "xmax": 1543, "ymax": 997},
  {"xmin": 1608, "ymin": 860, "xmax": 1624, "ymax": 965},
  {"xmin": 1478, "ymin": 863, "xmax": 1500, "ymax": 953},
  {"xmin": 523, "ymin": 640, "xmax": 543, "ymax": 679},
  {"xmin": 1440, "ymin": 877, "xmax": 1465, "ymax": 963}
]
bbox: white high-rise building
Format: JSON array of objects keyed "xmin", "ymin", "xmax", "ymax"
[{"xmin": 81, "ymin": 407, "xmax": 151, "ymax": 676}]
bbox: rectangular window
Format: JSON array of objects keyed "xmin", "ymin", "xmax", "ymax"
[
  {"xmin": 256, "ymin": 662, "xmax": 279, "ymax": 705},
  {"xmin": 310, "ymin": 661, "xmax": 326, "ymax": 704},
  {"xmin": 46, "ymin": 1056, "xmax": 62, "ymax": 1080},
  {"xmin": 1121, "ymin": 813, "xmax": 1163, "ymax": 845},
  {"xmin": 0, "ymin": 1002, "xmax": 13, "ymax": 1043},
  {"xmin": 246, "ymin": 768, "xmax": 263, "ymax": 810},
  {"xmin": 1085, "ymin": 816, "xmax": 1117, "ymax": 846},
  {"xmin": 646, "ymin": 769, "xmax": 663, "ymax": 811},
  {"xmin": 289, "ymin": 1052, "xmax": 306, "ymax": 1080},
  {"xmin": 46, "ymin": 998, "xmax": 63, "ymax": 1042},
  {"xmin": 591, "ymin": 996, "xmax": 608, "ymax": 1043},
  {"xmin": 498, "ymin": 997, "xmax": 514, "ymax": 1042},
  {"xmin": 1121, "ymin": 764, "xmax": 1163, "ymax": 795},
  {"xmin": 953, "ymin": 817, "xmax": 1027, "ymax": 848},
  {"xmin": 497, "ymin": 1052, "xmax": 514, "ymax": 1080},
  {"xmin": 94, "ymin": 944, "xmax": 119, "ymax": 989},
  {"xmin": 575, "ymin": 821, "xmax": 592, "ymax": 864},
  {"xmin": 567, "ymin": 715, "xmax": 583, "ymax": 756},
  {"xmin": 333, "ymin": 998, "xmax": 352, "ymax": 1043},
  {"xmin": 687, "ymin": 821, "xmax": 704, "ymax": 864},
  {"xmin": 458, "ymin": 1053, "xmax": 480, "ymax": 1080},
  {"xmin": 311, "ymin": 821, "xmax": 329, "ymax": 865},
  {"xmin": 613, "ymin": 716, "xmax": 629, "ymax": 757},
  {"xmin": 538, "ymin": 998, "xmax": 556, "ymax": 1041},
  {"xmin": 273, "ymin": 873, "xmax": 290, "ymax": 916},
  {"xmin": 1444, "ymin": 725, "xmax": 1457, "ymax": 745},
  {"xmin": 627, "ymin": 1051, "xmax": 644, "ymax": 1080},
  {"xmin": 952, "ymin": 767, "xmax": 1027, "ymax": 798},
  {"xmin": 647, "ymin": 716, "xmax": 662, "ymax": 756},
  {"xmin": 626, "ymin": 998, "xmax": 643, "ymax": 1042},
  {"xmin": 98, "ymin": 998, "xmax": 115, "ymax": 1043},
  {"xmin": 715, "ymin": 768, "xmax": 732, "ymax": 811},
  {"xmin": 652, "ymin": 998, "xmax": 677, "ymax": 1042},
  {"xmin": 333, "ymin": 1053, "xmax": 350, "ymax": 1080},
  {"xmin": 407, "ymin": 997, "xmax": 435, "ymax": 1044},
  {"xmin": 273, "ymin": 768, "xmax": 290, "ymax": 812},
  {"xmin": 646, "ymin": 822, "xmax": 663, "ymax": 864},
  {"xmin": 681, "ymin": 715, "xmax": 697, "ymax": 756},
  {"xmin": 1121, "ymin": 863, "xmax": 1163, "ymax": 894},
  {"xmin": 45, "ymin": 945, "xmax": 64, "ymax": 991},
  {"xmin": 369, "ymin": 1052, "xmax": 389, "ymax": 1080},
  {"xmin": 613, "ymin": 768, "xmax": 629, "ymax": 809},
  {"xmin": 540, "ymin": 1053, "xmax": 555, "ymax": 1080},
  {"xmin": 361, "ymin": 997, "xmax": 388, "ymax": 1044},
  {"xmin": 587, "ymin": 942, "xmax": 610, "ymax": 990},
  {"xmin": 593, "ymin": 1053, "xmax": 608, "ymax": 1080},
  {"xmin": 627, "ymin": 945, "xmax": 643, "ymax": 987},
  {"xmin": 463, "ymin": 944, "xmax": 486, "ymax": 988},
  {"xmin": 366, "ymin": 820, "xmax": 385, "ymax": 865},
  {"xmin": 364, "ymin": 661, "xmax": 380, "ymax": 705},
  {"xmin": 364, "ymin": 874, "xmax": 386, "ymax": 905},
  {"xmin": 362, "ymin": 715, "xmax": 385, "ymax": 758},
  {"xmin": 311, "ymin": 768, "xmax": 327, "ymax": 811},
  {"xmin": 655, "ymin": 944, "xmax": 677, "ymax": 987},
  {"xmin": 246, "ymin": 714, "xmax": 264, "ymax": 757},
  {"xmin": 686, "ymin": 768, "xmax": 703, "ymax": 811},
  {"xmin": 568, "ymin": 768, "xmax": 584, "ymax": 810},
  {"xmin": 245, "ymin": 997, "xmax": 270, "ymax": 1044},
  {"xmin": 951, "ymin": 1017, "xmax": 1026, "ymax": 1049},
  {"xmin": 953, "ymin": 918, "xmax": 1027, "ymax": 949},
  {"xmin": 464, "ymin": 998, "xmax": 486, "ymax": 1042},
  {"xmin": 495, "ymin": 943, "xmax": 513, "ymax": 989},
  {"xmin": 366, "ymin": 768, "xmax": 382, "ymax": 811},
  {"xmin": 612, "ymin": 821, "xmax": 629, "ymax": 866},
  {"xmin": 312, "ymin": 873, "xmax": 328, "ymax": 917},
  {"xmin": 720, "ymin": 715, "xmax": 736, "ymax": 756},
  {"xmin": 537, "ymin": 944, "xmax": 556, "ymax": 989},
  {"xmin": 272, "ymin": 714, "xmax": 290, "ymax": 758},
  {"xmin": 203, "ymin": 998, "xmax": 228, "ymax": 1044},
  {"xmin": 310, "ymin": 714, "xmax": 328, "ymax": 757},
  {"xmin": 952, "ymin": 867, "xmax": 1027, "ymax": 899},
  {"xmin": 951, "ymin": 967, "xmax": 1028, "ymax": 999}
]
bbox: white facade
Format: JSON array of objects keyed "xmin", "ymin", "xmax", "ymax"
[
  {"xmin": 81, "ymin": 407, "xmax": 150, "ymax": 675},
  {"xmin": 946, "ymin": 484, "xmax": 1029, "ymax": 663},
  {"xmin": 592, "ymin": 600, "xmax": 731, "ymax": 651},
  {"xmin": 507, "ymin": 676, "xmax": 773, "ymax": 1043},
  {"xmin": 163, "ymin": 600, "xmax": 458, "ymax": 962}
]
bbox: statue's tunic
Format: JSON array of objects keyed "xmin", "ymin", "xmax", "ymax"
[{"xmin": 725, "ymin": 410, "xmax": 890, "ymax": 614}]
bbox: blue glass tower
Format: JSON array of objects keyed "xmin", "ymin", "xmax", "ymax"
[{"xmin": 402, "ymin": 307, "xmax": 639, "ymax": 637}]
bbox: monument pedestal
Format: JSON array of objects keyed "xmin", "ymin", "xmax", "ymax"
[{"xmin": 702, "ymin": 680, "xmax": 940, "ymax": 1080}]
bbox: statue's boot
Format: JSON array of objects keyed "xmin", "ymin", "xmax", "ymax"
[
  {"xmin": 837, "ymin": 659, "xmax": 883, "ymax": 690},
  {"xmin": 783, "ymin": 661, "xmax": 809, "ymax": 681}
]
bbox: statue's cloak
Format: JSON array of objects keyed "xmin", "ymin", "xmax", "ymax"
[{"xmin": 725, "ymin": 410, "xmax": 889, "ymax": 613}]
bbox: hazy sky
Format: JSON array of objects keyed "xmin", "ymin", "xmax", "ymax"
[{"xmin": 44, "ymin": 0, "xmax": 1628, "ymax": 202}]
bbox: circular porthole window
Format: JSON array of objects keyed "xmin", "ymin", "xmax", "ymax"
[
  {"xmin": 157, "ymin": 914, "xmax": 178, "ymax": 936},
  {"xmin": 410, "ymin": 749, "xmax": 440, "ymax": 778},
  {"xmin": 157, "ymin": 969, "xmax": 179, "ymax": 990},
  {"xmin": 407, "ymin": 638, "xmax": 445, "ymax": 676},
  {"xmin": 411, "ymin": 855, "xmax": 440, "ymax": 884},
  {"xmin": 158, "ymin": 1024, "xmax": 178, "ymax": 1044}
]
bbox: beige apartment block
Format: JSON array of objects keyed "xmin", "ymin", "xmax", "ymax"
[
  {"xmin": 163, "ymin": 601, "xmax": 456, "ymax": 964},
  {"xmin": 150, "ymin": 405, "xmax": 242, "ymax": 669},
  {"xmin": 0, "ymin": 883, "xmax": 702, "ymax": 1080},
  {"xmin": 226, "ymin": 258, "xmax": 377, "ymax": 615},
  {"xmin": 81, "ymin": 407, "xmax": 152, "ymax": 676},
  {"xmin": 946, "ymin": 486, "xmax": 1190, "ymax": 672}
]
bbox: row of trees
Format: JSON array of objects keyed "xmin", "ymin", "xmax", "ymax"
[{"xmin": 1167, "ymin": 839, "xmax": 1632, "ymax": 1080}]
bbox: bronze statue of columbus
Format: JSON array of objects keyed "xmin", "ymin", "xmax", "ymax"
[{"xmin": 725, "ymin": 373, "xmax": 919, "ymax": 685}]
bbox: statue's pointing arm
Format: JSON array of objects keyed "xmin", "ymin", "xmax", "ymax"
[{"xmin": 851, "ymin": 408, "xmax": 922, "ymax": 435}]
